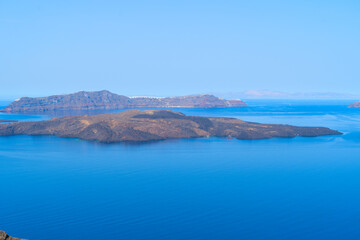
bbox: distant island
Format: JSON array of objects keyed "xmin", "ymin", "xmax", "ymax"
[
  {"xmin": 0, "ymin": 90, "xmax": 247, "ymax": 113},
  {"xmin": 0, "ymin": 110, "xmax": 342, "ymax": 143},
  {"xmin": 349, "ymin": 101, "xmax": 360, "ymax": 108},
  {"xmin": 0, "ymin": 231, "xmax": 25, "ymax": 240},
  {"xmin": 0, "ymin": 120, "xmax": 17, "ymax": 123}
]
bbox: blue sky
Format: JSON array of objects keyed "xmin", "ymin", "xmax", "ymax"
[{"xmin": 1, "ymin": 0, "xmax": 359, "ymax": 99}]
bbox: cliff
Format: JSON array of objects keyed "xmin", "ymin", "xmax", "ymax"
[
  {"xmin": 0, "ymin": 231, "xmax": 26, "ymax": 240},
  {"xmin": 0, "ymin": 110, "xmax": 342, "ymax": 143},
  {"xmin": 0, "ymin": 91, "xmax": 247, "ymax": 113}
]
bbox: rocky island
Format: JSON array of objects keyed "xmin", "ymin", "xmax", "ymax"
[
  {"xmin": 349, "ymin": 101, "xmax": 360, "ymax": 108},
  {"xmin": 0, "ymin": 110, "xmax": 342, "ymax": 143},
  {"xmin": 0, "ymin": 231, "xmax": 26, "ymax": 240},
  {"xmin": 0, "ymin": 90, "xmax": 247, "ymax": 113}
]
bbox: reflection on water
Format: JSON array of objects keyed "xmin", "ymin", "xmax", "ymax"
[{"xmin": 0, "ymin": 100, "xmax": 360, "ymax": 240}]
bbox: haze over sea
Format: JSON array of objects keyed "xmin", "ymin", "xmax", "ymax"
[{"xmin": 1, "ymin": 100, "xmax": 360, "ymax": 240}]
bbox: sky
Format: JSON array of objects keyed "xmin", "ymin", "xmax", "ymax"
[{"xmin": 1, "ymin": 0, "xmax": 359, "ymax": 99}]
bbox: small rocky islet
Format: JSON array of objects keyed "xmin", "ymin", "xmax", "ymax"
[
  {"xmin": 349, "ymin": 101, "xmax": 360, "ymax": 108},
  {"xmin": 0, "ymin": 110, "xmax": 342, "ymax": 143}
]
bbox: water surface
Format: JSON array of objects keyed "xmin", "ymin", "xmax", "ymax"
[{"xmin": 1, "ymin": 100, "xmax": 360, "ymax": 240}]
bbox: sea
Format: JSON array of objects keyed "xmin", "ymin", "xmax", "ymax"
[{"xmin": 1, "ymin": 100, "xmax": 360, "ymax": 240}]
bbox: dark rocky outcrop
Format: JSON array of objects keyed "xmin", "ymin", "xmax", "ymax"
[
  {"xmin": 0, "ymin": 110, "xmax": 342, "ymax": 143},
  {"xmin": 0, "ymin": 231, "xmax": 26, "ymax": 240},
  {"xmin": 0, "ymin": 91, "xmax": 247, "ymax": 113},
  {"xmin": 349, "ymin": 101, "xmax": 360, "ymax": 108}
]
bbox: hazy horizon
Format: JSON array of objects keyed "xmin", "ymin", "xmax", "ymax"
[
  {"xmin": 0, "ymin": 89, "xmax": 359, "ymax": 102},
  {"xmin": 1, "ymin": 0, "xmax": 360, "ymax": 98}
]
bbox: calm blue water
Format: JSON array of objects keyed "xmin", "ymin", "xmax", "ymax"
[{"xmin": 1, "ymin": 100, "xmax": 360, "ymax": 240}]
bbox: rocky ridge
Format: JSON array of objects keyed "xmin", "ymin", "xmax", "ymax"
[{"xmin": 0, "ymin": 91, "xmax": 247, "ymax": 113}]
